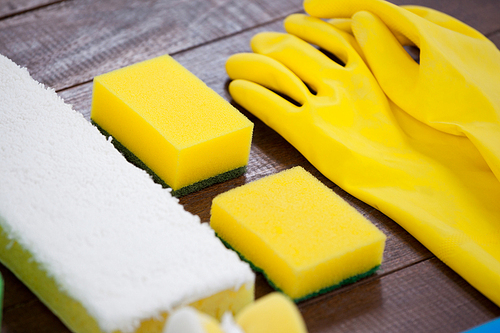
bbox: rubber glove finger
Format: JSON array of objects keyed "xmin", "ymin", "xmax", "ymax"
[
  {"xmin": 352, "ymin": 11, "xmax": 419, "ymax": 110},
  {"xmin": 251, "ymin": 31, "xmax": 342, "ymax": 95},
  {"xmin": 402, "ymin": 5, "xmax": 488, "ymax": 41},
  {"xmin": 226, "ymin": 53, "xmax": 310, "ymax": 106},
  {"xmin": 327, "ymin": 18, "xmax": 353, "ymax": 34},
  {"xmin": 305, "ymin": 0, "xmax": 490, "ymax": 50},
  {"xmin": 353, "ymin": 6, "xmax": 487, "ymax": 46},
  {"xmin": 396, "ymin": 6, "xmax": 488, "ymax": 66},
  {"xmin": 328, "ymin": 17, "xmax": 410, "ymax": 46},
  {"xmin": 327, "ymin": 5, "xmax": 442, "ymax": 45},
  {"xmin": 304, "ymin": 0, "xmax": 422, "ymax": 47},
  {"xmin": 229, "ymin": 79, "xmax": 301, "ymax": 131},
  {"xmin": 284, "ymin": 14, "xmax": 366, "ymax": 68}
]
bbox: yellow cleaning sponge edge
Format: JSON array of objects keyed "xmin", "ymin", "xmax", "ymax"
[{"xmin": 235, "ymin": 292, "xmax": 307, "ymax": 333}]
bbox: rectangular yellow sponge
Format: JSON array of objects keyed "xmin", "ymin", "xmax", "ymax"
[
  {"xmin": 90, "ymin": 54, "xmax": 253, "ymax": 194},
  {"xmin": 210, "ymin": 166, "xmax": 386, "ymax": 301}
]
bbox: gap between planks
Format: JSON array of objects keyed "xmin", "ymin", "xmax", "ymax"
[
  {"xmin": 0, "ymin": 0, "xmax": 67, "ymax": 21},
  {"xmin": 55, "ymin": 9, "xmax": 304, "ymax": 95}
]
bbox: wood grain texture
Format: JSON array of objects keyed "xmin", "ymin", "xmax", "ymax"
[
  {"xmin": 0, "ymin": 0, "xmax": 302, "ymax": 90},
  {"xmin": 490, "ymin": 30, "xmax": 500, "ymax": 47},
  {"xmin": 0, "ymin": 0, "xmax": 62, "ymax": 19},
  {"xmin": 298, "ymin": 258, "xmax": 500, "ymax": 333},
  {"xmin": 1, "ymin": 0, "xmax": 500, "ymax": 332}
]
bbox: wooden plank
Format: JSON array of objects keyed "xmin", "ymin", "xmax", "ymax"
[
  {"xmin": 0, "ymin": 0, "xmax": 303, "ymax": 90},
  {"xmin": 298, "ymin": 258, "xmax": 500, "ymax": 333},
  {"xmin": 3, "ymin": 0, "xmax": 499, "ymax": 93},
  {"xmin": 0, "ymin": 0, "xmax": 62, "ymax": 19},
  {"xmin": 0, "ymin": 264, "xmax": 36, "ymax": 309},
  {"xmin": 490, "ymin": 30, "xmax": 500, "ymax": 47},
  {"xmin": 2, "ymin": 297, "xmax": 69, "ymax": 333}
]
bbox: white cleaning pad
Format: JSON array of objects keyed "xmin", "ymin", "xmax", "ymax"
[{"xmin": 0, "ymin": 54, "xmax": 254, "ymax": 333}]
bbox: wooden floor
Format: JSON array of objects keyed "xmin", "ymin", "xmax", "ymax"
[{"xmin": 1, "ymin": 0, "xmax": 500, "ymax": 332}]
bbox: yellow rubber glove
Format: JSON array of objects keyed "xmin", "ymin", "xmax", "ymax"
[
  {"xmin": 330, "ymin": 5, "xmax": 489, "ymax": 43},
  {"xmin": 304, "ymin": 0, "xmax": 500, "ymax": 182},
  {"xmin": 226, "ymin": 14, "xmax": 500, "ymax": 306},
  {"xmin": 326, "ymin": 5, "xmax": 475, "ymax": 51}
]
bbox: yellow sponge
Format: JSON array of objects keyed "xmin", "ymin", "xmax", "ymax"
[
  {"xmin": 210, "ymin": 167, "xmax": 386, "ymax": 301},
  {"xmin": 235, "ymin": 292, "xmax": 307, "ymax": 333},
  {"xmin": 90, "ymin": 55, "xmax": 253, "ymax": 196},
  {"xmin": 164, "ymin": 292, "xmax": 307, "ymax": 333}
]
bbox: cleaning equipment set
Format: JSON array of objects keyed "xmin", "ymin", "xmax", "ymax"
[{"xmin": 225, "ymin": 3, "xmax": 500, "ymax": 307}]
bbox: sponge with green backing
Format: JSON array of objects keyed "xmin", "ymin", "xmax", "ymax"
[
  {"xmin": 90, "ymin": 54, "xmax": 253, "ymax": 197},
  {"xmin": 210, "ymin": 166, "xmax": 386, "ymax": 301}
]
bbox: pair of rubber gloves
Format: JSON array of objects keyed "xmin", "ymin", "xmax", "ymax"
[{"xmin": 225, "ymin": 0, "xmax": 500, "ymax": 306}]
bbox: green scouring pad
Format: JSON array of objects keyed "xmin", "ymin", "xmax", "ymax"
[{"xmin": 92, "ymin": 121, "xmax": 246, "ymax": 197}]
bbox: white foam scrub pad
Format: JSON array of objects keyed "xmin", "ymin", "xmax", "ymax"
[{"xmin": 0, "ymin": 54, "xmax": 254, "ymax": 333}]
